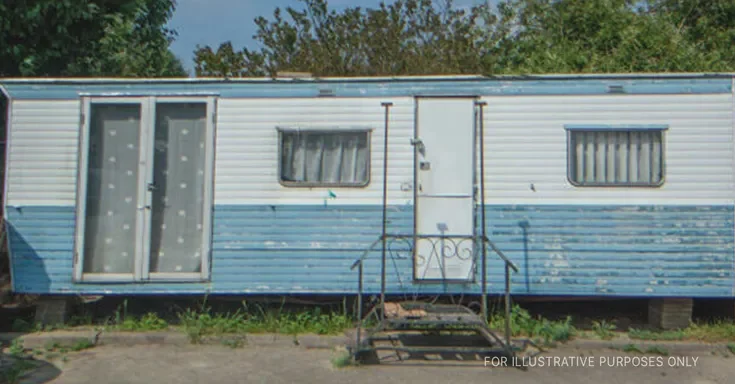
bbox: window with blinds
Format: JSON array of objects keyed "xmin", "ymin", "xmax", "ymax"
[{"xmin": 568, "ymin": 129, "xmax": 665, "ymax": 187}]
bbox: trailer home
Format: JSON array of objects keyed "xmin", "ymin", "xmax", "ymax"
[{"xmin": 1, "ymin": 74, "xmax": 733, "ymax": 324}]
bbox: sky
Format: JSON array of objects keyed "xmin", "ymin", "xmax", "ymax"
[{"xmin": 168, "ymin": 0, "xmax": 495, "ymax": 74}]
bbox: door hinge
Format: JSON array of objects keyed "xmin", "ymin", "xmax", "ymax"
[
  {"xmin": 80, "ymin": 113, "xmax": 85, "ymax": 126},
  {"xmin": 212, "ymin": 113, "xmax": 217, "ymax": 124}
]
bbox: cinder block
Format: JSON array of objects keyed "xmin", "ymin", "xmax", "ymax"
[
  {"xmin": 34, "ymin": 296, "xmax": 72, "ymax": 326},
  {"xmin": 648, "ymin": 298, "xmax": 693, "ymax": 330}
]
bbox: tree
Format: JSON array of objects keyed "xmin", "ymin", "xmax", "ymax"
[
  {"xmin": 0, "ymin": 0, "xmax": 187, "ymax": 77},
  {"xmin": 193, "ymin": 0, "xmax": 735, "ymax": 77},
  {"xmin": 194, "ymin": 0, "xmax": 496, "ymax": 77},
  {"xmin": 488, "ymin": 0, "xmax": 724, "ymax": 74}
]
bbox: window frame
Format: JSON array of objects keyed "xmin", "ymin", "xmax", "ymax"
[
  {"xmin": 564, "ymin": 124, "xmax": 668, "ymax": 188},
  {"xmin": 276, "ymin": 127, "xmax": 373, "ymax": 188}
]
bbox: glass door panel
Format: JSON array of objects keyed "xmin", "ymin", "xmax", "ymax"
[
  {"xmin": 148, "ymin": 102, "xmax": 208, "ymax": 274},
  {"xmin": 81, "ymin": 104, "xmax": 142, "ymax": 275}
]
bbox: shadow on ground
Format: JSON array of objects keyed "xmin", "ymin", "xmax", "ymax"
[{"xmin": 0, "ymin": 352, "xmax": 61, "ymax": 384}]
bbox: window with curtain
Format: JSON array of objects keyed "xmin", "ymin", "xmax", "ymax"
[
  {"xmin": 568, "ymin": 129, "xmax": 665, "ymax": 186},
  {"xmin": 279, "ymin": 129, "xmax": 370, "ymax": 186}
]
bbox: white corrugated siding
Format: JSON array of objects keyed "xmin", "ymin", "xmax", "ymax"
[
  {"xmin": 480, "ymin": 94, "xmax": 734, "ymax": 205},
  {"xmin": 214, "ymin": 97, "xmax": 415, "ymax": 205},
  {"xmin": 5, "ymin": 93, "xmax": 734, "ymax": 207},
  {"xmin": 6, "ymin": 100, "xmax": 80, "ymax": 206}
]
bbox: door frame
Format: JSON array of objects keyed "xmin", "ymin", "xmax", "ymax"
[
  {"xmin": 411, "ymin": 95, "xmax": 480, "ymax": 283},
  {"xmin": 73, "ymin": 96, "xmax": 217, "ymax": 283}
]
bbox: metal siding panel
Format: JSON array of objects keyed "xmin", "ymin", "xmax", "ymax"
[
  {"xmin": 481, "ymin": 94, "xmax": 735, "ymax": 205},
  {"xmin": 6, "ymin": 100, "xmax": 79, "ymax": 206},
  {"xmin": 6, "ymin": 204, "xmax": 734, "ymax": 297},
  {"xmin": 482, "ymin": 205, "xmax": 734, "ymax": 296},
  {"xmin": 213, "ymin": 98, "xmax": 416, "ymax": 205}
]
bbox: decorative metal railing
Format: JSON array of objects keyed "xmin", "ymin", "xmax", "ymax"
[{"xmin": 350, "ymin": 234, "xmax": 519, "ymax": 354}]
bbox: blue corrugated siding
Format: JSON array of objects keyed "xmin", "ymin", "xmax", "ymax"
[
  {"xmin": 484, "ymin": 205, "xmax": 735, "ymax": 296},
  {"xmin": 1, "ymin": 78, "xmax": 731, "ymax": 100},
  {"xmin": 6, "ymin": 204, "xmax": 735, "ymax": 297}
]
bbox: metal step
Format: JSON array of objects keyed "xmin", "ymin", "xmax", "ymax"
[{"xmin": 371, "ymin": 346, "xmax": 511, "ymax": 355}]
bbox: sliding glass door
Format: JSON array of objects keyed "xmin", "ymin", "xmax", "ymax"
[{"xmin": 74, "ymin": 97, "xmax": 216, "ymax": 282}]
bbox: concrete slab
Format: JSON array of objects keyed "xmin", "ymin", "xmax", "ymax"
[
  {"xmin": 97, "ymin": 331, "xmax": 188, "ymax": 347},
  {"xmin": 15, "ymin": 331, "xmax": 99, "ymax": 350}
]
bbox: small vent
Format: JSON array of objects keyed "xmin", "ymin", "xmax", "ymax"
[
  {"xmin": 318, "ymin": 88, "xmax": 335, "ymax": 97},
  {"xmin": 608, "ymin": 85, "xmax": 625, "ymax": 94}
]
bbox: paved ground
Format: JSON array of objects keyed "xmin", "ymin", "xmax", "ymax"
[{"xmin": 16, "ymin": 343, "xmax": 733, "ymax": 384}]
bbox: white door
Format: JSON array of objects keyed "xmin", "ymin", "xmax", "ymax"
[{"xmin": 414, "ymin": 97, "xmax": 477, "ymax": 281}]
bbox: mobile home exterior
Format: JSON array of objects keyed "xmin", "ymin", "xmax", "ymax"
[{"xmin": 1, "ymin": 74, "xmax": 733, "ymax": 303}]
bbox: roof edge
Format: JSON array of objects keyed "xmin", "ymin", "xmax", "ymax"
[{"xmin": 0, "ymin": 72, "xmax": 734, "ymax": 85}]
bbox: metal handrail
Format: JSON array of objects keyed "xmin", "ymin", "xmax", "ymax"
[
  {"xmin": 349, "ymin": 233, "xmax": 519, "ymax": 358},
  {"xmin": 350, "ymin": 237, "xmax": 382, "ymax": 271},
  {"xmin": 482, "ymin": 236, "xmax": 519, "ymax": 273}
]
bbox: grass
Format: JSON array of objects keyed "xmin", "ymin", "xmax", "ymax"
[
  {"xmin": 591, "ymin": 320, "xmax": 617, "ymax": 340},
  {"xmin": 629, "ymin": 320, "xmax": 735, "ymax": 343},
  {"xmin": 178, "ymin": 298, "xmax": 354, "ymax": 344},
  {"xmin": 0, "ymin": 338, "xmax": 94, "ymax": 384},
  {"xmin": 8, "ymin": 340, "xmax": 24, "ymax": 358},
  {"xmin": 621, "ymin": 343, "xmax": 643, "ymax": 353},
  {"xmin": 330, "ymin": 349, "xmax": 354, "ymax": 368},
  {"xmin": 221, "ymin": 337, "xmax": 247, "ymax": 349},
  {"xmin": 613, "ymin": 343, "xmax": 668, "ymax": 356},
  {"xmin": 70, "ymin": 339, "xmax": 95, "ymax": 352},
  {"xmin": 0, "ymin": 359, "xmax": 37, "ymax": 384},
  {"xmin": 488, "ymin": 305, "xmax": 575, "ymax": 346},
  {"xmin": 645, "ymin": 346, "xmax": 669, "ymax": 356}
]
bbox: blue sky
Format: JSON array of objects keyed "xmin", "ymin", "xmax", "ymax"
[{"xmin": 168, "ymin": 0, "xmax": 495, "ymax": 74}]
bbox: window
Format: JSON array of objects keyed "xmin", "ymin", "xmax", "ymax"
[
  {"xmin": 278, "ymin": 128, "xmax": 371, "ymax": 187},
  {"xmin": 567, "ymin": 126, "xmax": 666, "ymax": 187}
]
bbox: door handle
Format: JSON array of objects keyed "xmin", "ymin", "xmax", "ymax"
[
  {"xmin": 138, "ymin": 205, "xmax": 151, "ymax": 211},
  {"xmin": 147, "ymin": 183, "xmax": 157, "ymax": 192}
]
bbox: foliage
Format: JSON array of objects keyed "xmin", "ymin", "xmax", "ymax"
[
  {"xmin": 114, "ymin": 313, "xmax": 170, "ymax": 332},
  {"xmin": 178, "ymin": 300, "xmax": 353, "ymax": 344},
  {"xmin": 645, "ymin": 345, "xmax": 669, "ymax": 356},
  {"xmin": 591, "ymin": 320, "xmax": 617, "ymax": 340},
  {"xmin": 630, "ymin": 320, "xmax": 735, "ymax": 342},
  {"xmin": 330, "ymin": 349, "xmax": 355, "ymax": 368},
  {"xmin": 8, "ymin": 340, "xmax": 25, "ymax": 358},
  {"xmin": 194, "ymin": 0, "xmax": 735, "ymax": 77},
  {"xmin": 0, "ymin": 358, "xmax": 36, "ymax": 384},
  {"xmin": 0, "ymin": 0, "xmax": 186, "ymax": 77},
  {"xmin": 488, "ymin": 305, "xmax": 575, "ymax": 346}
]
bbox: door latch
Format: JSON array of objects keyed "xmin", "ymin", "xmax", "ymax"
[
  {"xmin": 420, "ymin": 161, "xmax": 431, "ymax": 170},
  {"xmin": 147, "ymin": 183, "xmax": 157, "ymax": 192}
]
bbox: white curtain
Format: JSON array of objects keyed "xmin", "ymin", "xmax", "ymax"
[
  {"xmin": 149, "ymin": 103, "xmax": 207, "ymax": 274},
  {"xmin": 571, "ymin": 130, "xmax": 663, "ymax": 185},
  {"xmin": 83, "ymin": 104, "xmax": 141, "ymax": 274},
  {"xmin": 281, "ymin": 131, "xmax": 369, "ymax": 184}
]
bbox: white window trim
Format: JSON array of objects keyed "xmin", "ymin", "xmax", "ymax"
[
  {"xmin": 276, "ymin": 126, "xmax": 373, "ymax": 188},
  {"xmin": 564, "ymin": 124, "xmax": 669, "ymax": 188}
]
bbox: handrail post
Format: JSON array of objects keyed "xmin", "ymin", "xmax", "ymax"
[
  {"xmin": 476, "ymin": 101, "xmax": 488, "ymax": 322},
  {"xmin": 380, "ymin": 102, "xmax": 392, "ymax": 324},
  {"xmin": 355, "ymin": 261, "xmax": 364, "ymax": 360},
  {"xmin": 504, "ymin": 262, "xmax": 511, "ymax": 348}
]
